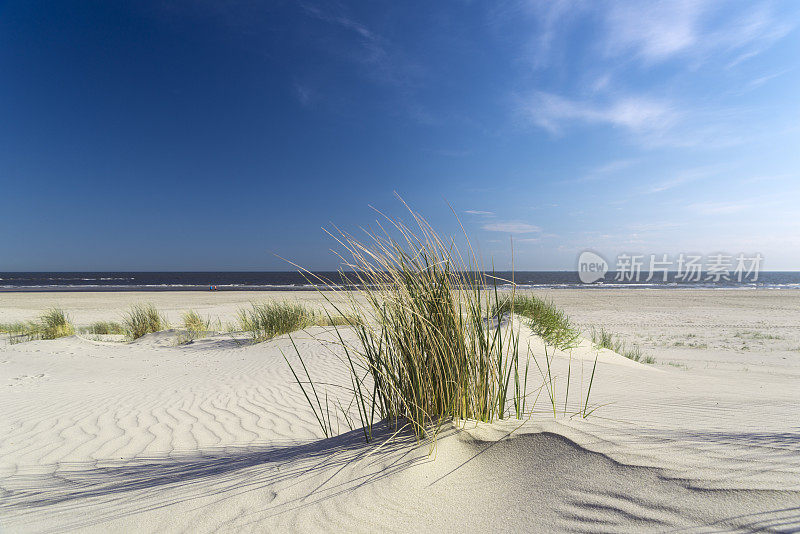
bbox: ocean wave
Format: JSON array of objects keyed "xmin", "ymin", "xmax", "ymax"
[{"xmin": 2, "ymin": 271, "xmax": 799, "ymax": 291}]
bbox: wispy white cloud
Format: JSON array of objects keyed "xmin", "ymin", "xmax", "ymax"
[
  {"xmin": 646, "ymin": 165, "xmax": 724, "ymax": 194},
  {"xmin": 298, "ymin": 1, "xmax": 427, "ymax": 120},
  {"xmin": 722, "ymin": 6, "xmax": 796, "ymax": 68},
  {"xmin": 508, "ymin": 1, "xmax": 797, "ymax": 149},
  {"xmin": 482, "ymin": 221, "xmax": 541, "ymax": 234},
  {"xmin": 593, "ymin": 159, "xmax": 636, "ymax": 174},
  {"xmin": 300, "ymin": 2, "xmax": 377, "ymax": 42},
  {"xmin": 511, "ymin": 0, "xmax": 794, "ymax": 71},
  {"xmin": 685, "ymin": 190, "xmax": 799, "ymax": 215},
  {"xmin": 432, "ymin": 149, "xmax": 472, "ymax": 157},
  {"xmin": 739, "ymin": 173, "xmax": 795, "ymax": 184},
  {"xmin": 687, "ymin": 201, "xmax": 752, "ymax": 215},
  {"xmin": 566, "ymin": 159, "xmax": 637, "ymax": 184},
  {"xmin": 603, "ymin": 1, "xmax": 794, "ymax": 67},
  {"xmin": 628, "ymin": 221, "xmax": 687, "ymax": 232},
  {"xmin": 293, "ymin": 83, "xmax": 315, "ymax": 107},
  {"xmin": 300, "ymin": 1, "xmax": 392, "ymax": 79},
  {"xmin": 737, "ymin": 68, "xmax": 794, "ymax": 93},
  {"xmin": 521, "ymin": 91, "xmax": 677, "ymax": 136},
  {"xmin": 522, "ymin": 90, "xmax": 769, "ymax": 149},
  {"xmin": 521, "ymin": 0, "xmax": 584, "ymax": 69},
  {"xmin": 465, "ymin": 210, "xmax": 495, "ymax": 216},
  {"xmin": 603, "ymin": 0, "xmax": 705, "ymax": 63}
]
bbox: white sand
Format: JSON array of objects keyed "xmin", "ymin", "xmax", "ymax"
[{"xmin": 1, "ymin": 290, "xmax": 799, "ymax": 532}]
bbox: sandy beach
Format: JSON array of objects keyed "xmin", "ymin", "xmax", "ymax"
[
  {"xmin": 6, "ymin": 0, "xmax": 800, "ymax": 530},
  {"xmin": 1, "ymin": 289, "xmax": 798, "ymax": 532}
]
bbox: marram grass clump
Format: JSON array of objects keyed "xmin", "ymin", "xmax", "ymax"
[
  {"xmin": 176, "ymin": 310, "xmax": 214, "ymax": 344},
  {"xmin": 496, "ymin": 294, "xmax": 580, "ymax": 351},
  {"xmin": 82, "ymin": 321, "xmax": 125, "ymax": 335},
  {"xmin": 6, "ymin": 308, "xmax": 75, "ymax": 344},
  {"xmin": 238, "ymin": 302, "xmax": 358, "ymax": 342},
  {"xmin": 183, "ymin": 310, "xmax": 211, "ymax": 333},
  {"xmin": 239, "ymin": 302, "xmax": 313, "ymax": 342},
  {"xmin": 38, "ymin": 308, "xmax": 76, "ymax": 339},
  {"xmin": 124, "ymin": 304, "xmax": 168, "ymax": 340},
  {"xmin": 0, "ymin": 321, "xmax": 29, "ymax": 335},
  {"xmin": 285, "ymin": 201, "xmax": 601, "ymax": 442}
]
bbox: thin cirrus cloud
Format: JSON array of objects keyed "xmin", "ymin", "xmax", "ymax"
[
  {"xmin": 465, "ymin": 210, "xmax": 495, "ymax": 216},
  {"xmin": 563, "ymin": 158, "xmax": 637, "ymax": 184},
  {"xmin": 645, "ymin": 165, "xmax": 725, "ymax": 194},
  {"xmin": 482, "ymin": 221, "xmax": 541, "ymax": 234},
  {"xmin": 521, "ymin": 92, "xmax": 677, "ymax": 136},
  {"xmin": 687, "ymin": 201, "xmax": 752, "ymax": 215},
  {"xmin": 512, "ymin": 1, "xmax": 795, "ymax": 146},
  {"xmin": 298, "ymin": 2, "xmax": 422, "ymax": 94},
  {"xmin": 602, "ymin": 0, "xmax": 706, "ymax": 63},
  {"xmin": 600, "ymin": 0, "xmax": 792, "ymax": 66}
]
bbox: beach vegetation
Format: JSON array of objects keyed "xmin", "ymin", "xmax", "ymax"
[
  {"xmin": 591, "ymin": 327, "xmax": 655, "ymax": 364},
  {"xmin": 0, "ymin": 321, "xmax": 28, "ymax": 334},
  {"xmin": 38, "ymin": 308, "xmax": 76, "ymax": 339},
  {"xmin": 673, "ymin": 340, "xmax": 708, "ymax": 349},
  {"xmin": 123, "ymin": 304, "xmax": 168, "ymax": 340},
  {"xmin": 82, "ymin": 321, "xmax": 126, "ymax": 335},
  {"xmin": 284, "ymin": 201, "xmax": 600, "ymax": 442},
  {"xmin": 734, "ymin": 330, "xmax": 782, "ymax": 340},
  {"xmin": 6, "ymin": 308, "xmax": 75, "ymax": 344},
  {"xmin": 238, "ymin": 302, "xmax": 314, "ymax": 342},
  {"xmin": 175, "ymin": 310, "xmax": 214, "ymax": 344},
  {"xmin": 183, "ymin": 310, "xmax": 211, "ymax": 333},
  {"xmin": 495, "ymin": 294, "xmax": 580, "ymax": 351},
  {"xmin": 238, "ymin": 302, "xmax": 358, "ymax": 342}
]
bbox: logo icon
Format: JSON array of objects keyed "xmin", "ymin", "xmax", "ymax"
[{"xmin": 577, "ymin": 251, "xmax": 608, "ymax": 284}]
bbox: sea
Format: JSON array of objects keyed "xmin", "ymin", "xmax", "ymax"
[{"xmin": 1, "ymin": 272, "xmax": 799, "ymax": 291}]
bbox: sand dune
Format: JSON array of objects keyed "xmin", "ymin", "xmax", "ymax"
[{"xmin": 1, "ymin": 291, "xmax": 799, "ymax": 532}]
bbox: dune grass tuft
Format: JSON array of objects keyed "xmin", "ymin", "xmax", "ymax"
[
  {"xmin": 6, "ymin": 308, "xmax": 75, "ymax": 343},
  {"xmin": 238, "ymin": 302, "xmax": 314, "ymax": 342},
  {"xmin": 496, "ymin": 294, "xmax": 579, "ymax": 351},
  {"xmin": 284, "ymin": 200, "xmax": 599, "ymax": 442},
  {"xmin": 124, "ymin": 304, "xmax": 168, "ymax": 340},
  {"xmin": 0, "ymin": 321, "xmax": 28, "ymax": 335},
  {"xmin": 82, "ymin": 321, "xmax": 125, "ymax": 335},
  {"xmin": 38, "ymin": 308, "xmax": 76, "ymax": 339},
  {"xmin": 591, "ymin": 327, "xmax": 655, "ymax": 364},
  {"xmin": 238, "ymin": 302, "xmax": 358, "ymax": 342},
  {"xmin": 183, "ymin": 310, "xmax": 211, "ymax": 333},
  {"xmin": 176, "ymin": 310, "xmax": 214, "ymax": 344}
]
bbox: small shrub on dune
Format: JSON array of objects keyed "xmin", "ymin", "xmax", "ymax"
[{"xmin": 124, "ymin": 304, "xmax": 168, "ymax": 340}]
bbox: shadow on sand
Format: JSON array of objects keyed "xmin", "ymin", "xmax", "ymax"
[
  {"xmin": 0, "ymin": 422, "xmax": 430, "ymax": 530},
  {"xmin": 3, "ymin": 425, "xmax": 800, "ymax": 532}
]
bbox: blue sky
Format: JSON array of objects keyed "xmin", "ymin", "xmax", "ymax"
[{"xmin": 1, "ymin": 1, "xmax": 798, "ymax": 271}]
